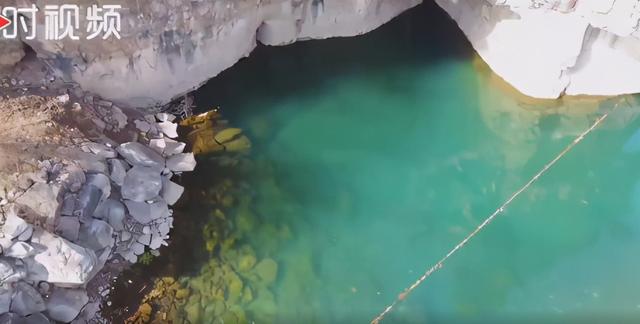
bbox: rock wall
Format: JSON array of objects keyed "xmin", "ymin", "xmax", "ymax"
[
  {"xmin": 435, "ymin": 0, "xmax": 640, "ymax": 99},
  {"xmin": 5, "ymin": 0, "xmax": 421, "ymax": 107}
]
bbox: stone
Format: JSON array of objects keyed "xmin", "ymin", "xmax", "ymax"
[
  {"xmin": 166, "ymin": 153, "xmax": 196, "ymax": 172},
  {"xmin": 94, "ymin": 199, "xmax": 126, "ymax": 231},
  {"xmin": 46, "ymin": 288, "xmax": 89, "ymax": 323},
  {"xmin": 0, "ymin": 284, "xmax": 12, "ymax": 314},
  {"xmin": 107, "ymin": 159, "xmax": 129, "ymax": 187},
  {"xmin": 15, "ymin": 183, "xmax": 61, "ymax": 223},
  {"xmin": 156, "ymin": 121, "xmax": 179, "ymax": 138},
  {"xmin": 55, "ymin": 216, "xmax": 80, "ymax": 242},
  {"xmin": 117, "ymin": 142, "xmax": 165, "ymax": 170},
  {"xmin": 23, "ymin": 312, "xmax": 51, "ymax": 324},
  {"xmin": 163, "ymin": 138, "xmax": 186, "ymax": 156},
  {"xmin": 253, "ymin": 258, "xmax": 278, "ymax": 286},
  {"xmin": 149, "ymin": 234, "xmax": 163, "ymax": 250},
  {"xmin": 148, "ymin": 138, "xmax": 166, "ymax": 154},
  {"xmin": 5, "ymin": 242, "xmax": 35, "ymax": 259},
  {"xmin": 1, "ymin": 205, "xmax": 31, "ymax": 239},
  {"xmin": 124, "ymin": 200, "xmax": 169, "ymax": 224},
  {"xmin": 82, "ymin": 142, "xmax": 117, "ymax": 159},
  {"xmin": 156, "ymin": 113, "xmax": 176, "ymax": 122},
  {"xmin": 10, "ymin": 281, "xmax": 46, "ymax": 317},
  {"xmin": 29, "ymin": 229, "xmax": 97, "ymax": 287},
  {"xmin": 121, "ymin": 166, "xmax": 162, "ymax": 202},
  {"xmin": 60, "ymin": 195, "xmax": 77, "ymax": 216},
  {"xmin": 161, "ymin": 178, "xmax": 184, "ymax": 206},
  {"xmin": 17, "ymin": 226, "xmax": 33, "ymax": 241},
  {"xmin": 78, "ymin": 219, "xmax": 114, "ymax": 251},
  {"xmin": 0, "ymin": 258, "xmax": 26, "ymax": 283},
  {"xmin": 137, "ymin": 234, "xmax": 151, "ymax": 246},
  {"xmin": 75, "ymin": 173, "xmax": 111, "ymax": 221},
  {"xmin": 111, "ymin": 106, "xmax": 129, "ymax": 130},
  {"xmin": 134, "ymin": 120, "xmax": 151, "ymax": 133}
]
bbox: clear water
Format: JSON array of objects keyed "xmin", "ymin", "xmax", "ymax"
[{"xmin": 185, "ymin": 4, "xmax": 640, "ymax": 323}]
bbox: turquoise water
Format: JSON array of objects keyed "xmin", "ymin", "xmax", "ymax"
[{"xmin": 184, "ymin": 4, "xmax": 640, "ymax": 324}]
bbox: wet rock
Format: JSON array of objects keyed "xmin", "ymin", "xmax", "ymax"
[
  {"xmin": 94, "ymin": 199, "xmax": 126, "ymax": 231},
  {"xmin": 166, "ymin": 153, "xmax": 196, "ymax": 172},
  {"xmin": 121, "ymin": 166, "xmax": 162, "ymax": 202},
  {"xmin": 82, "ymin": 143, "xmax": 117, "ymax": 159},
  {"xmin": 253, "ymin": 258, "xmax": 278, "ymax": 286},
  {"xmin": 55, "ymin": 216, "xmax": 80, "ymax": 242},
  {"xmin": 161, "ymin": 178, "xmax": 184, "ymax": 206},
  {"xmin": 11, "ymin": 281, "xmax": 46, "ymax": 317},
  {"xmin": 45, "ymin": 288, "xmax": 88, "ymax": 323},
  {"xmin": 78, "ymin": 219, "xmax": 114, "ymax": 251},
  {"xmin": 107, "ymin": 159, "xmax": 128, "ymax": 187},
  {"xmin": 163, "ymin": 139, "xmax": 186, "ymax": 156},
  {"xmin": 75, "ymin": 173, "xmax": 110, "ymax": 221},
  {"xmin": 29, "ymin": 229, "xmax": 97, "ymax": 287},
  {"xmin": 5, "ymin": 242, "xmax": 35, "ymax": 259},
  {"xmin": 117, "ymin": 142, "xmax": 165, "ymax": 170}
]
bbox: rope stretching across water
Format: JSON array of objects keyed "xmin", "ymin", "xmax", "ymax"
[{"xmin": 371, "ymin": 105, "xmax": 618, "ymax": 324}]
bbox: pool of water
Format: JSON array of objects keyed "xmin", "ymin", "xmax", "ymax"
[{"xmin": 112, "ymin": 3, "xmax": 640, "ymax": 323}]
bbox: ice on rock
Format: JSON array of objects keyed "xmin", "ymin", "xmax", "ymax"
[
  {"xmin": 82, "ymin": 143, "xmax": 117, "ymax": 159},
  {"xmin": 94, "ymin": 199, "xmax": 126, "ymax": 231},
  {"xmin": 55, "ymin": 216, "xmax": 80, "ymax": 242},
  {"xmin": 124, "ymin": 200, "xmax": 169, "ymax": 224},
  {"xmin": 107, "ymin": 159, "xmax": 128, "ymax": 187},
  {"xmin": 121, "ymin": 166, "xmax": 162, "ymax": 202},
  {"xmin": 45, "ymin": 288, "xmax": 88, "ymax": 323},
  {"xmin": 161, "ymin": 177, "xmax": 184, "ymax": 206},
  {"xmin": 29, "ymin": 230, "xmax": 97, "ymax": 287},
  {"xmin": 166, "ymin": 153, "xmax": 196, "ymax": 172},
  {"xmin": 116, "ymin": 142, "xmax": 165, "ymax": 170},
  {"xmin": 78, "ymin": 220, "xmax": 114, "ymax": 251},
  {"xmin": 163, "ymin": 138, "xmax": 186, "ymax": 156},
  {"xmin": 1, "ymin": 205, "xmax": 32, "ymax": 239},
  {"xmin": 5, "ymin": 242, "xmax": 35, "ymax": 259},
  {"xmin": 10, "ymin": 281, "xmax": 46, "ymax": 317},
  {"xmin": 156, "ymin": 121, "xmax": 178, "ymax": 138}
]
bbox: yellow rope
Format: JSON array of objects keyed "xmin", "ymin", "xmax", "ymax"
[{"xmin": 371, "ymin": 104, "xmax": 618, "ymax": 324}]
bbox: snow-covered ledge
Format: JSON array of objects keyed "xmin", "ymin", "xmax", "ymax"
[{"xmin": 436, "ymin": 0, "xmax": 640, "ymax": 99}]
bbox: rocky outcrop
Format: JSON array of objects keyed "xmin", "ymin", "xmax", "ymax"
[
  {"xmin": 435, "ymin": 0, "xmax": 640, "ymax": 98},
  {"xmin": 7, "ymin": 0, "xmax": 420, "ymax": 107}
]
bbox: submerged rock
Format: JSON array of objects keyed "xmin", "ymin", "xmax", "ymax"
[
  {"xmin": 121, "ymin": 166, "xmax": 163, "ymax": 202},
  {"xmin": 45, "ymin": 288, "xmax": 89, "ymax": 323}
]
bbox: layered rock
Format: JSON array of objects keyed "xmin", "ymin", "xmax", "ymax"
[
  {"xmin": 6, "ymin": 0, "xmax": 420, "ymax": 107},
  {"xmin": 435, "ymin": 0, "xmax": 640, "ymax": 98}
]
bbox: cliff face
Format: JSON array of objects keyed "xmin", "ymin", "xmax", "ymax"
[
  {"xmin": 4, "ymin": 0, "xmax": 421, "ymax": 107},
  {"xmin": 435, "ymin": 0, "xmax": 640, "ymax": 99}
]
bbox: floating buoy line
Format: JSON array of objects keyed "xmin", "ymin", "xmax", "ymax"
[{"xmin": 371, "ymin": 102, "xmax": 623, "ymax": 324}]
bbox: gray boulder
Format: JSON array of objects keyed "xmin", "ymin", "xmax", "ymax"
[
  {"xmin": 15, "ymin": 183, "xmax": 61, "ymax": 227},
  {"xmin": 82, "ymin": 143, "xmax": 117, "ymax": 159},
  {"xmin": 75, "ymin": 174, "xmax": 111, "ymax": 221},
  {"xmin": 94, "ymin": 199, "xmax": 126, "ymax": 231},
  {"xmin": 78, "ymin": 220, "xmax": 114, "ymax": 251},
  {"xmin": 123, "ymin": 200, "xmax": 169, "ymax": 224},
  {"xmin": 107, "ymin": 159, "xmax": 129, "ymax": 187},
  {"xmin": 45, "ymin": 288, "xmax": 88, "ymax": 323},
  {"xmin": 121, "ymin": 166, "xmax": 162, "ymax": 202},
  {"xmin": 10, "ymin": 281, "xmax": 46, "ymax": 317},
  {"xmin": 1, "ymin": 205, "xmax": 32, "ymax": 239},
  {"xmin": 166, "ymin": 153, "xmax": 196, "ymax": 172},
  {"xmin": 55, "ymin": 217, "xmax": 80, "ymax": 242},
  {"xmin": 0, "ymin": 283, "xmax": 12, "ymax": 313},
  {"xmin": 116, "ymin": 142, "xmax": 165, "ymax": 170},
  {"xmin": 4, "ymin": 242, "xmax": 35, "ymax": 259},
  {"xmin": 161, "ymin": 178, "xmax": 184, "ymax": 206}
]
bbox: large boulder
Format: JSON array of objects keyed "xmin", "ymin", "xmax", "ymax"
[
  {"xmin": 121, "ymin": 166, "xmax": 163, "ymax": 202},
  {"xmin": 116, "ymin": 143, "xmax": 165, "ymax": 170},
  {"xmin": 45, "ymin": 288, "xmax": 89, "ymax": 323},
  {"xmin": 10, "ymin": 281, "xmax": 46, "ymax": 317},
  {"xmin": 28, "ymin": 230, "xmax": 97, "ymax": 287}
]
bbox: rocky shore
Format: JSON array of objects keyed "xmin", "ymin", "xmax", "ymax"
[{"xmin": 0, "ymin": 94, "xmax": 195, "ymax": 322}]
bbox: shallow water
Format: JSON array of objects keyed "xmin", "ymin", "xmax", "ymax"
[{"xmin": 114, "ymin": 3, "xmax": 640, "ymax": 323}]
